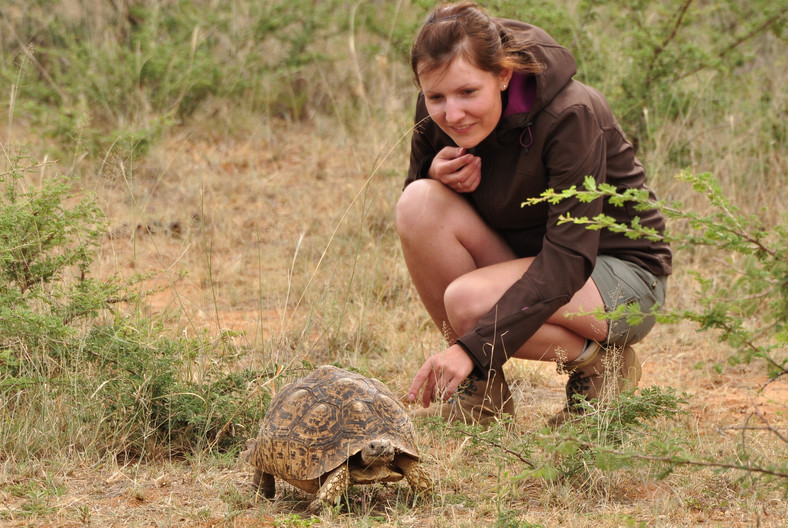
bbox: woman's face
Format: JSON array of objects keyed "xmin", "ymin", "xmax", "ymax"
[{"xmin": 419, "ymin": 56, "xmax": 512, "ymax": 149}]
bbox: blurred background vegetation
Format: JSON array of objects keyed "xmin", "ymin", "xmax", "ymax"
[{"xmin": 2, "ymin": 0, "xmax": 785, "ymax": 168}]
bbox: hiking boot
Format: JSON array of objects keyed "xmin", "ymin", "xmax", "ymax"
[
  {"xmin": 410, "ymin": 368, "xmax": 514, "ymax": 426},
  {"xmin": 547, "ymin": 342, "xmax": 642, "ymax": 427}
]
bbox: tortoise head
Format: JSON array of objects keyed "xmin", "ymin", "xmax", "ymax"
[{"xmin": 359, "ymin": 439, "xmax": 395, "ymax": 466}]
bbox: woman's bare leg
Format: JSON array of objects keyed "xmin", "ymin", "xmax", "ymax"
[
  {"xmin": 444, "ymin": 258, "xmax": 609, "ymax": 363},
  {"xmin": 396, "ymin": 179, "xmax": 516, "ymax": 343}
]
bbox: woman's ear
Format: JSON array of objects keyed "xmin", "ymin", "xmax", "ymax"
[{"xmin": 499, "ymin": 67, "xmax": 514, "ymax": 90}]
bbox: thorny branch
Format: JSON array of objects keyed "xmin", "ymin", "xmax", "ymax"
[
  {"xmin": 679, "ymin": 5, "xmax": 788, "ymax": 82},
  {"xmin": 448, "ymin": 422, "xmax": 536, "ymax": 469},
  {"xmin": 645, "ymin": 0, "xmax": 693, "ymax": 91},
  {"xmin": 542, "ymin": 434, "xmax": 788, "ymax": 481}
]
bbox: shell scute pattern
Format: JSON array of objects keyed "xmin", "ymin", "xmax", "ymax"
[
  {"xmin": 371, "ymin": 390, "xmax": 412, "ymax": 430},
  {"xmin": 339, "ymin": 400, "xmax": 373, "ymax": 430}
]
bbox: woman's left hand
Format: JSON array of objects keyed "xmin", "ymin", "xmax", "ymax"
[
  {"xmin": 408, "ymin": 344, "xmax": 475, "ymax": 408},
  {"xmin": 428, "ymin": 147, "xmax": 482, "ymax": 193}
]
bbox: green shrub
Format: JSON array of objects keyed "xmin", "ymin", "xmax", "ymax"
[
  {"xmin": 524, "ymin": 171, "xmax": 787, "ymax": 376},
  {"xmin": 0, "ymin": 152, "xmax": 269, "ymax": 460},
  {"xmin": 81, "ymin": 321, "xmax": 270, "ymax": 457},
  {"xmin": 522, "ymin": 170, "xmax": 788, "ymax": 489},
  {"xmin": 0, "ymin": 153, "xmax": 109, "ymax": 352}
]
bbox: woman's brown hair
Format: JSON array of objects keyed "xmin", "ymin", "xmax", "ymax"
[{"xmin": 410, "ymin": 1, "xmax": 543, "ymax": 88}]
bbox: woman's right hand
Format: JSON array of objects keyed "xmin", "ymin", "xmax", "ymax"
[
  {"xmin": 428, "ymin": 147, "xmax": 481, "ymax": 193},
  {"xmin": 408, "ymin": 344, "xmax": 475, "ymax": 408}
]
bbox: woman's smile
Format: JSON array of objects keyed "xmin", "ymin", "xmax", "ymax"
[{"xmin": 451, "ymin": 123, "xmax": 475, "ymax": 132}]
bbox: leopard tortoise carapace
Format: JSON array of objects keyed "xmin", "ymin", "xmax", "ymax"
[{"xmin": 242, "ymin": 365, "xmax": 432, "ymax": 513}]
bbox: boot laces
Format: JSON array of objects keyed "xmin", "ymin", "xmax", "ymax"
[{"xmin": 448, "ymin": 376, "xmax": 479, "ymax": 404}]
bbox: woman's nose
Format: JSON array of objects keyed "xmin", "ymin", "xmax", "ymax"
[{"xmin": 444, "ymin": 97, "xmax": 464, "ymax": 123}]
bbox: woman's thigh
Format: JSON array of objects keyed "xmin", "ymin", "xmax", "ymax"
[
  {"xmin": 396, "ymin": 179, "xmax": 516, "ymax": 269},
  {"xmin": 444, "ymin": 257, "xmax": 610, "ymax": 342}
]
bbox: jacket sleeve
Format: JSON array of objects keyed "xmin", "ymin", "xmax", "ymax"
[{"xmin": 457, "ymin": 104, "xmax": 608, "ymax": 373}]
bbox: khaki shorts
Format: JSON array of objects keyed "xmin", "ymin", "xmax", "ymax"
[{"xmin": 591, "ymin": 255, "xmax": 668, "ymax": 346}]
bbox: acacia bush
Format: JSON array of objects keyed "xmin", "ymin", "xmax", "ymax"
[
  {"xmin": 523, "ymin": 170, "xmax": 788, "ymax": 489},
  {"xmin": 525, "ymin": 171, "xmax": 787, "ymax": 377},
  {"xmin": 489, "ymin": 0, "xmax": 787, "ymax": 154},
  {"xmin": 0, "ymin": 154, "xmax": 108, "ymax": 356}
]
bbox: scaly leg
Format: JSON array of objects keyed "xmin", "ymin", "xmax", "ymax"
[
  {"xmin": 397, "ymin": 456, "xmax": 432, "ymax": 497},
  {"xmin": 309, "ymin": 465, "xmax": 350, "ymax": 514}
]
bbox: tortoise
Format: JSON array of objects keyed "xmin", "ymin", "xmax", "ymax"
[{"xmin": 241, "ymin": 365, "xmax": 432, "ymax": 513}]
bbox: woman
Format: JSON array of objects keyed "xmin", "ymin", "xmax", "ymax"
[{"xmin": 398, "ymin": 1, "xmax": 672, "ymax": 426}]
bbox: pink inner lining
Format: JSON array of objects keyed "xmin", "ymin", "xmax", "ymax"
[{"xmin": 502, "ymin": 72, "xmax": 536, "ymax": 118}]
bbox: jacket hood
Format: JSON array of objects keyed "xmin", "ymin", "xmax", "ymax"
[{"xmin": 499, "ymin": 19, "xmax": 577, "ymax": 121}]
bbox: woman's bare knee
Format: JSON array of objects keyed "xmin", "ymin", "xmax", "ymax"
[
  {"xmin": 444, "ymin": 277, "xmax": 493, "ymax": 335},
  {"xmin": 395, "ymin": 179, "xmax": 446, "ymax": 238}
]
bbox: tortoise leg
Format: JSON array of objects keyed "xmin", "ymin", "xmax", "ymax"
[
  {"xmin": 308, "ymin": 465, "xmax": 350, "ymax": 514},
  {"xmin": 397, "ymin": 456, "xmax": 432, "ymax": 498},
  {"xmin": 252, "ymin": 468, "xmax": 276, "ymax": 499}
]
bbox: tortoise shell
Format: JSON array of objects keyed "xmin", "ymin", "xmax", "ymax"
[{"xmin": 250, "ymin": 365, "xmax": 419, "ymax": 485}]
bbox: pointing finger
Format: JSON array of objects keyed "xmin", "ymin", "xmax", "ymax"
[{"xmin": 408, "ymin": 360, "xmax": 435, "ymax": 405}]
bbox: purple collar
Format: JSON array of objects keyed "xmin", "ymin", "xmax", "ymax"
[{"xmin": 502, "ymin": 72, "xmax": 536, "ymax": 118}]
